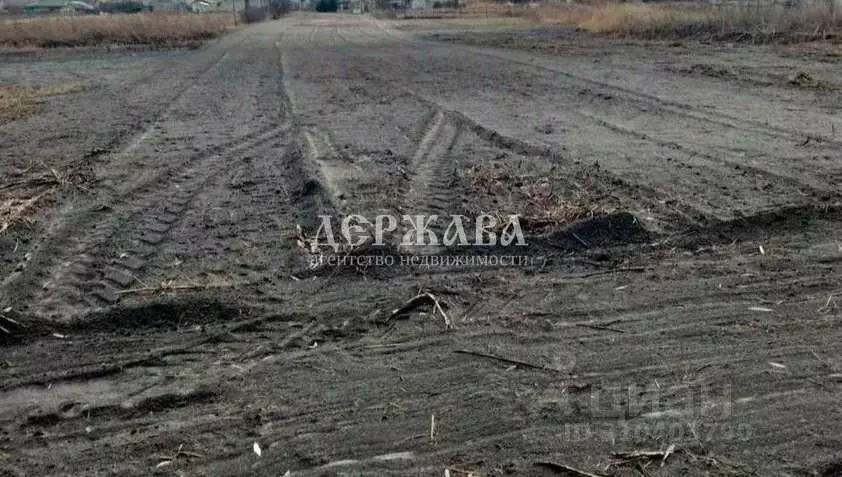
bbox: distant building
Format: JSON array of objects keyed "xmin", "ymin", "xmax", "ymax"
[
  {"xmin": 24, "ymin": 0, "xmax": 66, "ymax": 14},
  {"xmin": 1, "ymin": 0, "xmax": 30, "ymax": 11},
  {"xmin": 145, "ymin": 0, "xmax": 202, "ymax": 11},
  {"xmin": 60, "ymin": 0, "xmax": 98, "ymax": 14},
  {"xmin": 21, "ymin": 0, "xmax": 97, "ymax": 14}
]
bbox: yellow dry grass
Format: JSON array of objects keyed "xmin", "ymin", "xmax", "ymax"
[
  {"xmin": 0, "ymin": 13, "xmax": 235, "ymax": 49},
  {"xmin": 579, "ymin": 3, "xmax": 710, "ymax": 34},
  {"xmin": 525, "ymin": 2, "xmax": 710, "ymax": 32},
  {"xmin": 389, "ymin": 0, "xmax": 842, "ymax": 42},
  {"xmin": 525, "ymin": 1, "xmax": 842, "ymax": 41},
  {"xmin": 0, "ymin": 83, "xmax": 83, "ymax": 122}
]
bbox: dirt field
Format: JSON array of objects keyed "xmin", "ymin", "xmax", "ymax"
[{"xmin": 2, "ymin": 13, "xmax": 842, "ymax": 476}]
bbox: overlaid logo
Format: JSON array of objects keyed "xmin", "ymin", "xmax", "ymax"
[
  {"xmin": 305, "ymin": 213, "xmax": 527, "ymax": 251},
  {"xmin": 296, "ymin": 213, "xmax": 536, "ymax": 270}
]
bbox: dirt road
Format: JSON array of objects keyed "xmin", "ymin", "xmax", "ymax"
[{"xmin": 2, "ymin": 13, "xmax": 842, "ymax": 476}]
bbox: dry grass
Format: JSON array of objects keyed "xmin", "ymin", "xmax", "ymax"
[
  {"xmin": 1, "ymin": 84, "xmax": 86, "ymax": 232},
  {"xmin": 526, "ymin": 2, "xmax": 710, "ymax": 32},
  {"xmin": 0, "ymin": 13, "xmax": 235, "ymax": 49},
  {"xmin": 391, "ymin": 0, "xmax": 842, "ymax": 42},
  {"xmin": 465, "ymin": 164, "xmax": 606, "ymax": 230},
  {"xmin": 0, "ymin": 194, "xmax": 48, "ymax": 234},
  {"xmin": 0, "ymin": 163, "xmax": 92, "ymax": 234},
  {"xmin": 0, "ymin": 83, "xmax": 83, "ymax": 122},
  {"xmin": 520, "ymin": 178, "xmax": 603, "ymax": 227},
  {"xmin": 524, "ymin": 1, "xmax": 842, "ymax": 42},
  {"xmin": 581, "ymin": 3, "xmax": 709, "ymax": 35}
]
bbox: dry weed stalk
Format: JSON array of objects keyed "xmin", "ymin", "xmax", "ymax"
[
  {"xmin": 117, "ymin": 273, "xmax": 234, "ymax": 296},
  {"xmin": 387, "ymin": 292, "xmax": 453, "ymax": 329},
  {"xmin": 468, "ymin": 163, "xmax": 511, "ymax": 194},
  {"xmin": 609, "ymin": 444, "xmax": 678, "ymax": 468}
]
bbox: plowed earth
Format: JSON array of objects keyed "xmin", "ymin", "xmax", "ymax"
[{"xmin": 2, "ymin": 14, "xmax": 842, "ymax": 477}]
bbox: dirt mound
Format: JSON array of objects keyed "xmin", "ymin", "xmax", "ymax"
[
  {"xmin": 542, "ymin": 211, "xmax": 650, "ymax": 251},
  {"xmin": 79, "ymin": 298, "xmax": 246, "ymax": 332},
  {"xmin": 0, "ymin": 310, "xmax": 31, "ymax": 345},
  {"xmin": 672, "ymin": 204, "xmax": 842, "ymax": 247},
  {"xmin": 679, "ymin": 63, "xmax": 740, "ymax": 81},
  {"xmin": 1, "ymin": 298, "xmax": 250, "ymax": 347},
  {"xmin": 789, "ymin": 70, "xmax": 836, "ymax": 90}
]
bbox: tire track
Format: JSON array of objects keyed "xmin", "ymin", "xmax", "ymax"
[
  {"xmin": 274, "ymin": 43, "xmax": 295, "ymax": 115},
  {"xmin": 302, "ymin": 128, "xmax": 346, "ymax": 208},
  {"xmin": 288, "ymin": 128, "xmax": 345, "ymax": 232},
  {"xmin": 72, "ymin": 42, "xmax": 240, "ymax": 172},
  {"xmin": 275, "ymin": 42, "xmax": 347, "ymax": 230},
  {"xmin": 4, "ymin": 31, "xmax": 293, "ymax": 318},
  {"xmin": 346, "ymin": 29, "xmax": 842, "ymax": 206},
  {"xmin": 140, "ymin": 138, "xmax": 297, "ymax": 293},
  {"xmin": 33, "ymin": 124, "xmax": 292, "ymax": 321},
  {"xmin": 0, "ymin": 49, "xmax": 235, "ymax": 293},
  {"xmin": 345, "ymin": 41, "xmax": 840, "ymax": 225},
  {"xmin": 114, "ymin": 51, "xmax": 232, "ymax": 160},
  {"xmin": 348, "ymin": 61, "xmax": 709, "ymax": 228},
  {"xmin": 1, "ymin": 121, "xmax": 287, "ymax": 307},
  {"xmin": 573, "ymin": 111, "xmax": 838, "ymax": 204},
  {"xmin": 370, "ymin": 25, "xmax": 842, "ymax": 148},
  {"xmin": 402, "ymin": 110, "xmax": 461, "ymax": 218}
]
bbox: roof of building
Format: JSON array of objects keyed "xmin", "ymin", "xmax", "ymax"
[{"xmin": 25, "ymin": 0, "xmax": 66, "ymax": 8}]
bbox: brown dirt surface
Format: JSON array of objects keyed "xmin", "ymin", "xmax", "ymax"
[{"xmin": 2, "ymin": 13, "xmax": 842, "ymax": 476}]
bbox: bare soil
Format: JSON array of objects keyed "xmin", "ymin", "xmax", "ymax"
[{"xmin": 2, "ymin": 14, "xmax": 842, "ymax": 476}]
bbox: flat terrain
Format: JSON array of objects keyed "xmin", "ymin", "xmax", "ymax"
[{"xmin": 2, "ymin": 14, "xmax": 842, "ymax": 476}]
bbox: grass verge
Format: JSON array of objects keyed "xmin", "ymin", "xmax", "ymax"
[{"xmin": 0, "ymin": 12, "xmax": 235, "ymax": 49}]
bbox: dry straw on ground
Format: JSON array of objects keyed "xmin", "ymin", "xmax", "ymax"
[
  {"xmin": 0, "ymin": 13, "xmax": 235, "ymax": 49},
  {"xmin": 0, "ymin": 163, "xmax": 90, "ymax": 234},
  {"xmin": 0, "ymin": 194, "xmax": 47, "ymax": 234},
  {"xmin": 0, "ymin": 84, "xmax": 82, "ymax": 122},
  {"xmin": 1, "ymin": 85, "xmax": 87, "ymax": 233},
  {"xmin": 466, "ymin": 164, "xmax": 605, "ymax": 228}
]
